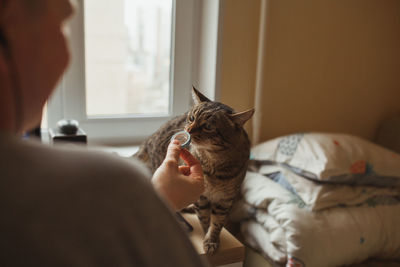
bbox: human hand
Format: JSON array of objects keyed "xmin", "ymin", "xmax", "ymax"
[{"xmin": 152, "ymin": 140, "xmax": 204, "ymax": 211}]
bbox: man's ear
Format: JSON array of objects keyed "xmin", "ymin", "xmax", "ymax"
[
  {"xmin": 229, "ymin": 109, "xmax": 255, "ymax": 126},
  {"xmin": 192, "ymin": 86, "xmax": 211, "ymax": 104}
]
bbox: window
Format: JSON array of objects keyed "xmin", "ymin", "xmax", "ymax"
[
  {"xmin": 85, "ymin": 0, "xmax": 172, "ymax": 117},
  {"xmin": 47, "ymin": 0, "xmax": 222, "ymax": 145}
]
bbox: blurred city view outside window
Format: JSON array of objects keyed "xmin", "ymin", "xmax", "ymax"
[{"xmin": 84, "ymin": 0, "xmax": 173, "ymax": 117}]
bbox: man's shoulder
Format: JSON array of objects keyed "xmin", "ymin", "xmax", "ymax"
[
  {"xmin": 0, "ymin": 137, "xmax": 152, "ymax": 195},
  {"xmin": 0, "ymin": 137, "xmax": 159, "ymax": 215},
  {"xmin": 0, "ymin": 136, "xmax": 208, "ymax": 267}
]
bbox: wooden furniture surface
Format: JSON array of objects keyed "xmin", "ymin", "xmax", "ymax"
[{"xmin": 183, "ymin": 213, "xmax": 245, "ymax": 266}]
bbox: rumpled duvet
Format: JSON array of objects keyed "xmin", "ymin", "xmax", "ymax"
[
  {"xmin": 231, "ymin": 169, "xmax": 400, "ymax": 267},
  {"xmin": 230, "ymin": 133, "xmax": 400, "ymax": 267}
]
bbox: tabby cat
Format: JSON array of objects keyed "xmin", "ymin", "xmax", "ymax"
[{"xmin": 134, "ymin": 87, "xmax": 254, "ymax": 254}]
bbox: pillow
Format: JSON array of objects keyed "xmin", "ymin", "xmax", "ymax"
[
  {"xmin": 249, "ymin": 133, "xmax": 400, "ymax": 211},
  {"xmin": 251, "ymin": 133, "xmax": 400, "ymax": 186}
]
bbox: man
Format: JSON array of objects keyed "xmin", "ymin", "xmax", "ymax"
[{"xmin": 0, "ymin": 0, "xmax": 207, "ymax": 266}]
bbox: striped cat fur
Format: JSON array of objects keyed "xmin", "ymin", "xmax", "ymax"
[{"xmin": 134, "ymin": 87, "xmax": 254, "ymax": 254}]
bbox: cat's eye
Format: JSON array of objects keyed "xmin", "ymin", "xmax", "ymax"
[
  {"xmin": 188, "ymin": 115, "xmax": 195, "ymax": 122},
  {"xmin": 203, "ymin": 123, "xmax": 213, "ymax": 131}
]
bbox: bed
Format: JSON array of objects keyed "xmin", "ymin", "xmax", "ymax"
[{"xmin": 230, "ymin": 128, "xmax": 400, "ymax": 267}]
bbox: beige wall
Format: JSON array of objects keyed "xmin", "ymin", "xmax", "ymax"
[
  {"xmin": 219, "ymin": 0, "xmax": 400, "ymax": 144},
  {"xmin": 219, "ymin": 0, "xmax": 261, "ymax": 137}
]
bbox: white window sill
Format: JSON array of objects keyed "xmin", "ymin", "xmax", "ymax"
[
  {"xmin": 41, "ymin": 128, "xmax": 139, "ymax": 157},
  {"xmin": 89, "ymin": 145, "xmax": 139, "ymax": 158}
]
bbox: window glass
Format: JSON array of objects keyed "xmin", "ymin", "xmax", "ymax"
[{"xmin": 84, "ymin": 0, "xmax": 173, "ymax": 117}]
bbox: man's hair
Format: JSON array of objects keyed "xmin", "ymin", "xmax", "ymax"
[
  {"xmin": 0, "ymin": 0, "xmax": 46, "ymax": 20},
  {"xmin": 20, "ymin": 0, "xmax": 47, "ymax": 17}
]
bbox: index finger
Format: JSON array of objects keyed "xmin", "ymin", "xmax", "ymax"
[{"xmin": 180, "ymin": 149, "xmax": 203, "ymax": 175}]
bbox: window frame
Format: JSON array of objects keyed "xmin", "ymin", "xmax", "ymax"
[{"xmin": 47, "ymin": 0, "xmax": 224, "ymax": 145}]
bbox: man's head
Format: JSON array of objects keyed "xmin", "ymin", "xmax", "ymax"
[{"xmin": 0, "ymin": 0, "xmax": 74, "ymax": 133}]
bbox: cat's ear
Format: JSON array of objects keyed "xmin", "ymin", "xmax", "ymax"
[
  {"xmin": 192, "ymin": 86, "xmax": 211, "ymax": 104},
  {"xmin": 229, "ymin": 109, "xmax": 255, "ymax": 126}
]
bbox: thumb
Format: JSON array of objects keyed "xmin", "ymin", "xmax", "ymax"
[{"xmin": 164, "ymin": 140, "xmax": 181, "ymax": 164}]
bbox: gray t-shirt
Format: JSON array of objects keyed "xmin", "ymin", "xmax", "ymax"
[{"xmin": 0, "ymin": 133, "xmax": 207, "ymax": 267}]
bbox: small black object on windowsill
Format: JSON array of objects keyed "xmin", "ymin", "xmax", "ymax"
[{"xmin": 49, "ymin": 119, "xmax": 87, "ymax": 144}]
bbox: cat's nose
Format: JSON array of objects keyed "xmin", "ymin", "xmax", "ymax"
[
  {"xmin": 185, "ymin": 125, "xmax": 193, "ymax": 133},
  {"xmin": 185, "ymin": 124, "xmax": 196, "ymax": 134}
]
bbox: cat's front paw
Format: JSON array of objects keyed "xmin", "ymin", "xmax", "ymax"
[{"xmin": 203, "ymin": 238, "xmax": 219, "ymax": 255}]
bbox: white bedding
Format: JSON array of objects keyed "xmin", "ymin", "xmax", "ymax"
[
  {"xmin": 231, "ymin": 133, "xmax": 400, "ymax": 266},
  {"xmin": 250, "ymin": 133, "xmax": 400, "ymax": 211},
  {"xmin": 233, "ymin": 171, "xmax": 400, "ymax": 267}
]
